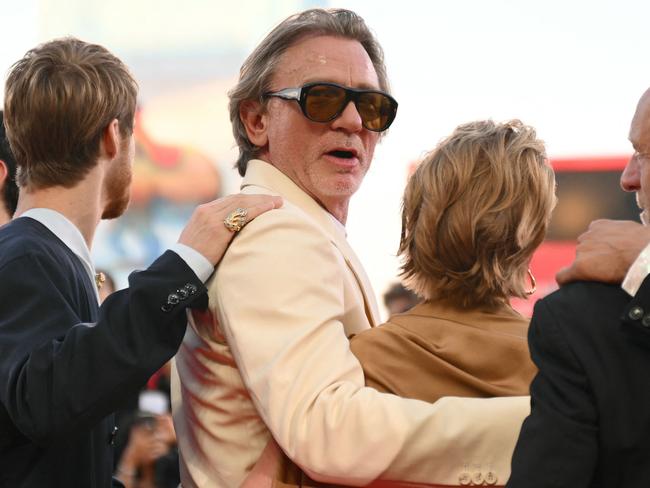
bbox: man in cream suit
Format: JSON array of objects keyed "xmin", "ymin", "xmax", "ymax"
[{"xmin": 172, "ymin": 8, "xmax": 529, "ymax": 487}]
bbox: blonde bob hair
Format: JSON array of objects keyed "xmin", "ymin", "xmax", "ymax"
[{"xmin": 399, "ymin": 119, "xmax": 556, "ymax": 309}]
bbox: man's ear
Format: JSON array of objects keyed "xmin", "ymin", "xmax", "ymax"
[
  {"xmin": 100, "ymin": 119, "xmax": 120, "ymax": 159},
  {"xmin": 0, "ymin": 160, "xmax": 7, "ymax": 188},
  {"xmin": 240, "ymin": 100, "xmax": 269, "ymax": 148}
]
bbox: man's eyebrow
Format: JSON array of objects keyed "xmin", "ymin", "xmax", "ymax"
[
  {"xmin": 355, "ymin": 82, "xmax": 382, "ymax": 90},
  {"xmin": 301, "ymin": 79, "xmax": 382, "ymax": 91},
  {"xmin": 630, "ymin": 141, "xmax": 650, "ymax": 154}
]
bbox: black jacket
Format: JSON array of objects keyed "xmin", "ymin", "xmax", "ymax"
[
  {"xmin": 0, "ymin": 217, "xmax": 207, "ymax": 487},
  {"xmin": 508, "ymin": 278, "xmax": 650, "ymax": 487}
]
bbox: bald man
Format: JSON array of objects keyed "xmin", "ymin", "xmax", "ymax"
[{"xmin": 507, "ymin": 88, "xmax": 650, "ymax": 487}]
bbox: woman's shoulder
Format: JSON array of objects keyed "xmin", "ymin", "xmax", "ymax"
[{"xmin": 349, "ymin": 306, "xmax": 430, "ymax": 354}]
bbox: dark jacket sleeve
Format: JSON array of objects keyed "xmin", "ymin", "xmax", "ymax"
[
  {"xmin": 0, "ymin": 250, "xmax": 207, "ymax": 447},
  {"xmin": 507, "ymin": 297, "xmax": 598, "ymax": 488}
]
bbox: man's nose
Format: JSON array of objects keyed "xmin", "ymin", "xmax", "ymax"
[
  {"xmin": 621, "ymin": 155, "xmax": 641, "ymax": 192},
  {"xmin": 331, "ymin": 101, "xmax": 363, "ymax": 133}
]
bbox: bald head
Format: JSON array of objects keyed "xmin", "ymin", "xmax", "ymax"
[
  {"xmin": 622, "ymin": 88, "xmax": 650, "ymax": 225},
  {"xmin": 630, "ymin": 88, "xmax": 650, "ymax": 143}
]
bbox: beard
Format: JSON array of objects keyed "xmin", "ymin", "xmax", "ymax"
[{"xmin": 101, "ymin": 144, "xmax": 133, "ymax": 220}]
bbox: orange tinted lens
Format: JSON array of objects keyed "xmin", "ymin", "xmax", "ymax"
[
  {"xmin": 357, "ymin": 92, "xmax": 393, "ymax": 130},
  {"xmin": 304, "ymin": 85, "xmax": 346, "ymax": 121}
]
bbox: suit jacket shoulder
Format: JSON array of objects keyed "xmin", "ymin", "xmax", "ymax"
[{"xmin": 508, "ymin": 280, "xmax": 650, "ymax": 487}]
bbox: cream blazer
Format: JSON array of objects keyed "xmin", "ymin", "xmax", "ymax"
[{"xmin": 171, "ymin": 160, "xmax": 530, "ymax": 487}]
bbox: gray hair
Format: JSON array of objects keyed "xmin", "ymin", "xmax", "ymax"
[{"xmin": 228, "ymin": 8, "xmax": 389, "ymax": 176}]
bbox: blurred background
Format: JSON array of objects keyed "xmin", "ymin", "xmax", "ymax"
[{"xmin": 2, "ymin": 0, "xmax": 649, "ymax": 318}]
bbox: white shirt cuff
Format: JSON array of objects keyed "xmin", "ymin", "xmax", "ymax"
[
  {"xmin": 169, "ymin": 243, "xmax": 214, "ymax": 283},
  {"xmin": 622, "ymin": 242, "xmax": 650, "ymax": 296}
]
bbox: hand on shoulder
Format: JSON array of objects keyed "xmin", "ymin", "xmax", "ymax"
[
  {"xmin": 178, "ymin": 194, "xmax": 283, "ymax": 265},
  {"xmin": 556, "ymin": 219, "xmax": 650, "ymax": 285}
]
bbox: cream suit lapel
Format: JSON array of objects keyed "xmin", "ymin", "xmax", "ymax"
[
  {"xmin": 330, "ymin": 236, "xmax": 380, "ymax": 327},
  {"xmin": 241, "ymin": 160, "xmax": 380, "ymax": 327}
]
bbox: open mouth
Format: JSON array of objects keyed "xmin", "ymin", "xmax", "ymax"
[{"xmin": 328, "ymin": 150, "xmax": 356, "ymax": 159}]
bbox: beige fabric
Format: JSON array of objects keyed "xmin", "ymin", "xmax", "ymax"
[
  {"xmin": 351, "ymin": 301, "xmax": 536, "ymax": 402},
  {"xmin": 273, "ymin": 302, "xmax": 535, "ymax": 487},
  {"xmin": 172, "ymin": 160, "xmax": 531, "ymax": 487}
]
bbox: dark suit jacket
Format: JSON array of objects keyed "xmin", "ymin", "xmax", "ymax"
[
  {"xmin": 507, "ymin": 278, "xmax": 650, "ymax": 488},
  {"xmin": 0, "ymin": 217, "xmax": 208, "ymax": 488}
]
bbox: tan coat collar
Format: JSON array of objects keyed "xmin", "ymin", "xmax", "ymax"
[
  {"xmin": 241, "ymin": 159, "xmax": 380, "ymax": 325},
  {"xmin": 396, "ymin": 300, "xmax": 527, "ymax": 337}
]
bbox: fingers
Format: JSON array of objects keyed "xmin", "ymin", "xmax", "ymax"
[
  {"xmin": 206, "ymin": 194, "xmax": 283, "ymax": 213},
  {"xmin": 208, "ymin": 194, "xmax": 282, "ymax": 230},
  {"xmin": 178, "ymin": 193, "xmax": 283, "ymax": 265},
  {"xmin": 216, "ymin": 194, "xmax": 282, "ymax": 232},
  {"xmin": 244, "ymin": 196, "xmax": 284, "ymax": 222},
  {"xmin": 587, "ymin": 218, "xmax": 612, "ymax": 230},
  {"xmin": 220, "ymin": 195, "xmax": 282, "ymax": 235},
  {"xmin": 555, "ymin": 265, "xmax": 573, "ymax": 286}
]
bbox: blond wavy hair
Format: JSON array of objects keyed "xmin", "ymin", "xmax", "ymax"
[{"xmin": 399, "ymin": 120, "xmax": 556, "ymax": 309}]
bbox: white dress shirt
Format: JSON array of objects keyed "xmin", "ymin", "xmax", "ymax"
[
  {"xmin": 19, "ymin": 208, "xmax": 214, "ymax": 302},
  {"xmin": 623, "ymin": 242, "xmax": 650, "ymax": 296}
]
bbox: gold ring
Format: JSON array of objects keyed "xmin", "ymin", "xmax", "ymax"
[{"xmin": 223, "ymin": 207, "xmax": 248, "ymax": 232}]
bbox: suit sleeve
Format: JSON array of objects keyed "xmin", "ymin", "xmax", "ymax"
[
  {"xmin": 213, "ymin": 208, "xmax": 529, "ymax": 486},
  {"xmin": 507, "ymin": 299, "xmax": 598, "ymax": 488},
  {"xmin": 0, "ymin": 250, "xmax": 207, "ymax": 447}
]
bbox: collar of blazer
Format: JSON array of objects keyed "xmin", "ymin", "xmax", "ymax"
[{"xmin": 241, "ymin": 159, "xmax": 380, "ymax": 326}]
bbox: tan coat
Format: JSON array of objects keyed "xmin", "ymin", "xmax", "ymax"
[
  {"xmin": 274, "ymin": 302, "xmax": 535, "ymax": 488},
  {"xmin": 172, "ymin": 160, "xmax": 531, "ymax": 487},
  {"xmin": 351, "ymin": 301, "xmax": 536, "ymax": 402}
]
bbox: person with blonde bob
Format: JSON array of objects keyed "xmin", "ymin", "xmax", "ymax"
[{"xmin": 351, "ymin": 118, "xmax": 556, "ymax": 409}]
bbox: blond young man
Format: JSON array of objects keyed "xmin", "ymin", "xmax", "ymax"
[{"xmin": 0, "ymin": 38, "xmax": 280, "ymax": 487}]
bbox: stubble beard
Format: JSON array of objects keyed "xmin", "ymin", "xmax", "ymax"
[{"xmin": 101, "ymin": 156, "xmax": 132, "ymax": 220}]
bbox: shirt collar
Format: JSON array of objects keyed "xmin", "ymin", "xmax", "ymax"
[
  {"xmin": 19, "ymin": 208, "xmax": 100, "ymax": 302},
  {"xmin": 328, "ymin": 211, "xmax": 347, "ymax": 237}
]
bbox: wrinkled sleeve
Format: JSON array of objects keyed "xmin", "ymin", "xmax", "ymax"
[
  {"xmin": 507, "ymin": 299, "xmax": 598, "ymax": 488},
  {"xmin": 0, "ymin": 250, "xmax": 206, "ymax": 447}
]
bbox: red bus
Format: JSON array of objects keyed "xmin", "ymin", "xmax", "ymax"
[{"xmin": 511, "ymin": 156, "xmax": 638, "ymax": 316}]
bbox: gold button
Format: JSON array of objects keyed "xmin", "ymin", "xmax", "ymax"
[
  {"xmin": 472, "ymin": 471, "xmax": 484, "ymax": 485},
  {"xmin": 458, "ymin": 472, "xmax": 471, "ymax": 485},
  {"xmin": 485, "ymin": 471, "xmax": 498, "ymax": 485}
]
